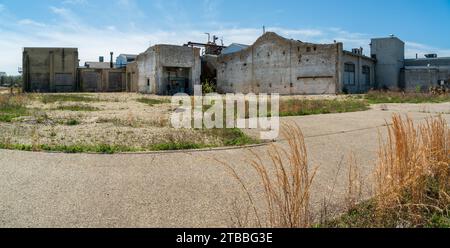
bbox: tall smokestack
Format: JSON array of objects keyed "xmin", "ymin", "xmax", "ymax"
[{"xmin": 110, "ymin": 52, "xmax": 113, "ymax": 68}]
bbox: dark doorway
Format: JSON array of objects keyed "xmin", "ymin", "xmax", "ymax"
[{"xmin": 163, "ymin": 67, "xmax": 190, "ymax": 95}]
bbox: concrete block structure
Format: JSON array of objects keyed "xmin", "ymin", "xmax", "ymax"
[
  {"xmin": 370, "ymin": 36, "xmax": 405, "ymax": 90},
  {"xmin": 216, "ymin": 32, "xmax": 375, "ymax": 95},
  {"xmin": 217, "ymin": 32, "xmax": 341, "ymax": 94},
  {"xmin": 23, "ymin": 48, "xmax": 79, "ymax": 92},
  {"xmin": 78, "ymin": 67, "xmax": 126, "ymax": 92},
  {"xmin": 402, "ymin": 57, "xmax": 450, "ymax": 92},
  {"xmin": 132, "ymin": 45, "xmax": 201, "ymax": 95}
]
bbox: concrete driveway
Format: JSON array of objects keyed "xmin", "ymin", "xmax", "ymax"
[{"xmin": 0, "ymin": 102, "xmax": 449, "ymax": 227}]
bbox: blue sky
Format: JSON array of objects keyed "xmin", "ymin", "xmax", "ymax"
[{"xmin": 0, "ymin": 0, "xmax": 449, "ymax": 75}]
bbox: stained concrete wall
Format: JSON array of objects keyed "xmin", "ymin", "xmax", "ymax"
[
  {"xmin": 370, "ymin": 37, "xmax": 405, "ymax": 90},
  {"xmin": 403, "ymin": 67, "xmax": 450, "ymax": 92},
  {"xmin": 217, "ymin": 32, "xmax": 341, "ymax": 95},
  {"xmin": 78, "ymin": 68, "xmax": 126, "ymax": 92},
  {"xmin": 23, "ymin": 48, "xmax": 79, "ymax": 92},
  {"xmin": 341, "ymin": 52, "xmax": 376, "ymax": 93},
  {"xmin": 126, "ymin": 62, "xmax": 139, "ymax": 92},
  {"xmin": 133, "ymin": 45, "xmax": 201, "ymax": 95}
]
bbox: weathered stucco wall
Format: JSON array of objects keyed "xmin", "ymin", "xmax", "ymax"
[
  {"xmin": 23, "ymin": 48, "xmax": 79, "ymax": 92},
  {"xmin": 133, "ymin": 45, "xmax": 201, "ymax": 95},
  {"xmin": 217, "ymin": 32, "xmax": 341, "ymax": 95}
]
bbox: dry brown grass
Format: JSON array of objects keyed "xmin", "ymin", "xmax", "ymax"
[
  {"xmin": 345, "ymin": 154, "xmax": 363, "ymax": 211},
  {"xmin": 224, "ymin": 115, "xmax": 449, "ymax": 228},
  {"xmin": 374, "ymin": 114, "xmax": 449, "ymax": 226},
  {"xmin": 220, "ymin": 123, "xmax": 317, "ymax": 228}
]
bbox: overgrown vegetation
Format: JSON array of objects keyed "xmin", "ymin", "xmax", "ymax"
[
  {"xmin": 0, "ymin": 94, "xmax": 29, "ymax": 122},
  {"xmin": 0, "ymin": 129, "xmax": 257, "ymax": 154},
  {"xmin": 0, "ymin": 143, "xmax": 141, "ymax": 154},
  {"xmin": 39, "ymin": 94, "xmax": 101, "ymax": 104},
  {"xmin": 371, "ymin": 115, "xmax": 446, "ymax": 227},
  {"xmin": 54, "ymin": 105, "xmax": 100, "ymax": 112},
  {"xmin": 65, "ymin": 119, "xmax": 80, "ymax": 126},
  {"xmin": 0, "ymin": 125, "xmax": 258, "ymax": 154},
  {"xmin": 150, "ymin": 142, "xmax": 207, "ymax": 151},
  {"xmin": 149, "ymin": 128, "xmax": 258, "ymax": 151},
  {"xmin": 202, "ymin": 79, "xmax": 217, "ymax": 94},
  {"xmin": 279, "ymin": 99, "xmax": 369, "ymax": 116},
  {"xmin": 326, "ymin": 115, "xmax": 449, "ymax": 227},
  {"xmin": 365, "ymin": 91, "xmax": 450, "ymax": 104},
  {"xmin": 208, "ymin": 128, "xmax": 259, "ymax": 146},
  {"xmin": 200, "ymin": 98, "xmax": 370, "ymax": 121},
  {"xmin": 136, "ymin": 98, "xmax": 170, "ymax": 106}
]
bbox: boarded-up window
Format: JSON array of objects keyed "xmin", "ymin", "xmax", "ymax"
[{"xmin": 344, "ymin": 63, "xmax": 355, "ymax": 85}]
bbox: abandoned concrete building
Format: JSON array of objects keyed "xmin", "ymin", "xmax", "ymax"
[
  {"xmin": 22, "ymin": 48, "xmax": 79, "ymax": 92},
  {"xmin": 127, "ymin": 45, "xmax": 201, "ymax": 95},
  {"xmin": 402, "ymin": 55, "xmax": 450, "ymax": 92},
  {"xmin": 215, "ymin": 32, "xmax": 448, "ymax": 94},
  {"xmin": 216, "ymin": 32, "xmax": 375, "ymax": 94},
  {"xmin": 22, "ymin": 31, "xmax": 448, "ymax": 94}
]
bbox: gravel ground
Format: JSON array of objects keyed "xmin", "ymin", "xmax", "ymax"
[
  {"xmin": 0, "ymin": 93, "xmax": 361, "ymax": 149},
  {"xmin": 0, "ymin": 93, "xmax": 230, "ymax": 148},
  {"xmin": 0, "ymin": 102, "xmax": 448, "ymax": 227}
]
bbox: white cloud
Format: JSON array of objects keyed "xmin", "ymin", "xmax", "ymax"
[{"xmin": 18, "ymin": 19, "xmax": 47, "ymax": 28}]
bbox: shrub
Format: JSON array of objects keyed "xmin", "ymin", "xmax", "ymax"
[
  {"xmin": 202, "ymin": 79, "xmax": 217, "ymax": 94},
  {"xmin": 65, "ymin": 119, "xmax": 80, "ymax": 126}
]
